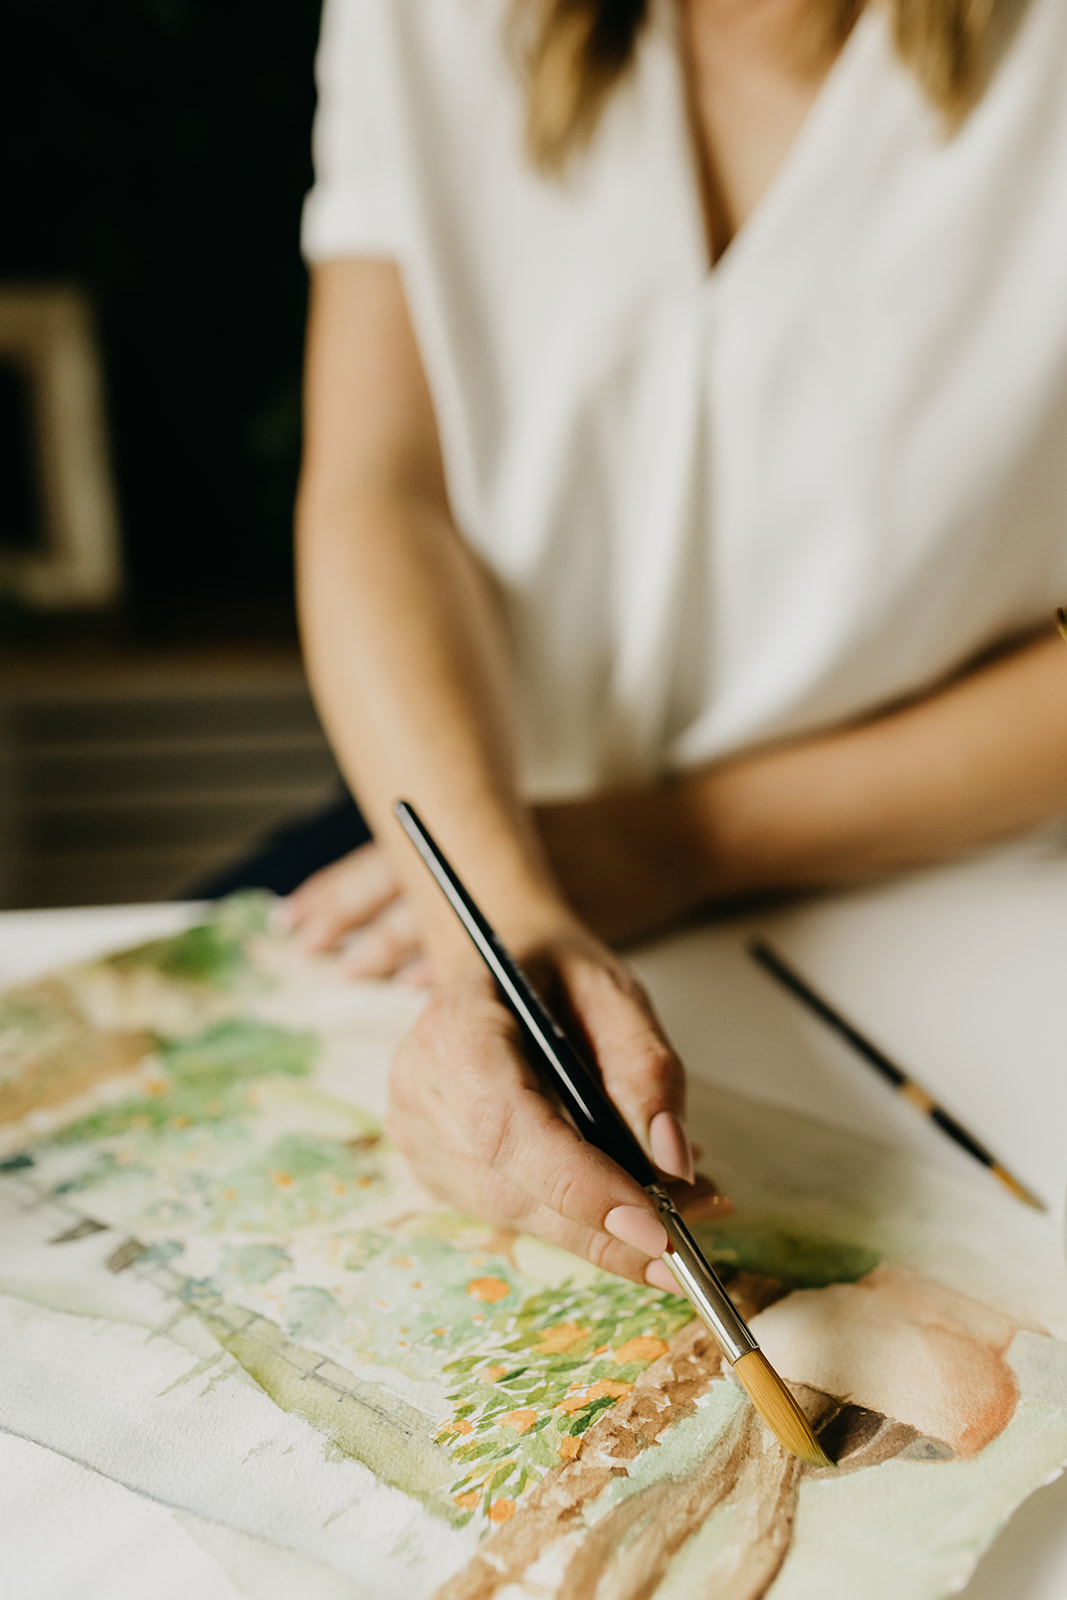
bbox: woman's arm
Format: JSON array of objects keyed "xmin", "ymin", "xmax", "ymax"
[
  {"xmin": 295, "ymin": 259, "xmax": 702, "ymax": 1286},
  {"xmin": 291, "ymin": 626, "xmax": 1067, "ymax": 959},
  {"xmin": 537, "ymin": 628, "xmax": 1067, "ymax": 941},
  {"xmin": 297, "ymin": 259, "xmax": 557, "ymax": 965}
]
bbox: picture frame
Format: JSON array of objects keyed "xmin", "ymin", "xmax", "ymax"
[{"xmin": 0, "ymin": 285, "xmax": 122, "ymax": 609}]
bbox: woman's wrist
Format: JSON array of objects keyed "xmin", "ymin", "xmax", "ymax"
[{"xmin": 414, "ymin": 848, "xmax": 584, "ymax": 982}]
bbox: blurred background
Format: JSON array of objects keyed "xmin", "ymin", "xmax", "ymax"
[{"xmin": 0, "ymin": 0, "xmax": 343, "ymax": 909}]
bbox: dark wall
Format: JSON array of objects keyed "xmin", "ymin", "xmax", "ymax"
[{"xmin": 2, "ymin": 0, "xmax": 322, "ymax": 621}]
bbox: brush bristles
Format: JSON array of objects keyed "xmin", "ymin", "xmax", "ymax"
[
  {"xmin": 733, "ymin": 1349, "xmax": 834, "ymax": 1468},
  {"xmin": 1056, "ymin": 608, "xmax": 1067, "ymax": 643}
]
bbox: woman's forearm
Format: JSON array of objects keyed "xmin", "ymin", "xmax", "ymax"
[
  {"xmin": 298, "ymin": 492, "xmax": 565, "ymax": 962},
  {"xmin": 685, "ymin": 629, "xmax": 1067, "ymax": 898},
  {"xmin": 533, "ymin": 629, "xmax": 1067, "ymax": 946},
  {"xmin": 297, "ymin": 261, "xmax": 566, "ymax": 970}
]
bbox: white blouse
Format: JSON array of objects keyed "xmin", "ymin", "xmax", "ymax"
[{"xmin": 302, "ymin": 0, "xmax": 1067, "ymax": 800}]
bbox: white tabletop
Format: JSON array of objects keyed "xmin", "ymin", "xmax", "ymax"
[{"xmin": 2, "ymin": 845, "xmax": 1066, "ymax": 1598}]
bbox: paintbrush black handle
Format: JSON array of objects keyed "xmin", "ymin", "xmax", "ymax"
[{"xmin": 394, "ymin": 800, "xmax": 659, "ymax": 1187}]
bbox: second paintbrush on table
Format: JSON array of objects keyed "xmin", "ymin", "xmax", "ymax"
[
  {"xmin": 749, "ymin": 937, "xmax": 1045, "ymax": 1211},
  {"xmin": 393, "ymin": 798, "xmax": 832, "ymax": 1468}
]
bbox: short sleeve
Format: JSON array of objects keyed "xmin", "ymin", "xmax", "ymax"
[{"xmin": 301, "ymin": 0, "xmax": 404, "ymax": 262}]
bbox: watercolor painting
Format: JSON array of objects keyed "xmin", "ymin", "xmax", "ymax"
[{"xmin": 1, "ymin": 895, "xmax": 1066, "ymax": 1600}]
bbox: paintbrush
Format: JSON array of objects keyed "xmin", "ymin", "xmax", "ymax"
[
  {"xmin": 394, "ymin": 800, "xmax": 832, "ymax": 1468},
  {"xmin": 1056, "ymin": 607, "xmax": 1067, "ymax": 642},
  {"xmin": 750, "ymin": 938, "xmax": 1045, "ymax": 1211}
]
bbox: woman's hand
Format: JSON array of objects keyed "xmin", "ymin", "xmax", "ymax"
[
  {"xmin": 280, "ymin": 842, "xmax": 432, "ymax": 985},
  {"xmin": 280, "ymin": 783, "xmax": 711, "ymax": 979},
  {"xmin": 387, "ymin": 929, "xmax": 727, "ymax": 1285},
  {"xmin": 532, "ymin": 788, "xmax": 718, "ymax": 945}
]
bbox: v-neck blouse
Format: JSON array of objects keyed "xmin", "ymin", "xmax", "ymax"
[{"xmin": 303, "ymin": 0, "xmax": 1067, "ymax": 800}]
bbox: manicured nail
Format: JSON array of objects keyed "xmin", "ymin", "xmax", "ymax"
[
  {"xmin": 650, "ymin": 1111, "xmax": 694, "ymax": 1183},
  {"xmin": 645, "ymin": 1259, "xmax": 678, "ymax": 1294},
  {"xmin": 604, "ymin": 1205, "xmax": 668, "ymax": 1258}
]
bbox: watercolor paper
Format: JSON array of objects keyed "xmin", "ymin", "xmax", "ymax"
[{"xmin": 1, "ymin": 896, "xmax": 1065, "ymax": 1600}]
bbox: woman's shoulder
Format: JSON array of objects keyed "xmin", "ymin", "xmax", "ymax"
[{"xmin": 318, "ymin": 0, "xmax": 516, "ymax": 92}]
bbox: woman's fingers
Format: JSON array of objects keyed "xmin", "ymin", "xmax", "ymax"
[
  {"xmin": 557, "ymin": 950, "xmax": 694, "ymax": 1183},
  {"xmin": 341, "ymin": 896, "xmax": 424, "ymax": 978},
  {"xmin": 278, "ymin": 842, "xmax": 429, "ymax": 980},
  {"xmin": 388, "ymin": 977, "xmax": 671, "ymax": 1275},
  {"xmin": 385, "ymin": 942, "xmax": 715, "ymax": 1285},
  {"xmin": 415, "ymin": 1150, "xmax": 669, "ymax": 1285},
  {"xmin": 282, "ymin": 842, "xmax": 402, "ymax": 952}
]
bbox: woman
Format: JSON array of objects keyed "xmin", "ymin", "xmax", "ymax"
[{"xmin": 288, "ymin": 0, "xmax": 1067, "ymax": 1293}]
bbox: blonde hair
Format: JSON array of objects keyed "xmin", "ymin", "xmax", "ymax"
[{"xmin": 515, "ymin": 0, "xmax": 999, "ymax": 171}]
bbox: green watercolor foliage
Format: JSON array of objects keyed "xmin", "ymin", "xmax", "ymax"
[
  {"xmin": 52, "ymin": 1018, "xmax": 317, "ymax": 1145},
  {"xmin": 218, "ymin": 1242, "xmax": 293, "ymax": 1286},
  {"xmin": 284, "ymin": 1284, "xmax": 348, "ymax": 1342},
  {"xmin": 0, "ymin": 991, "xmax": 59, "ymax": 1043},
  {"xmin": 224, "ymin": 1226, "xmax": 696, "ymax": 1527},
  {"xmin": 437, "ymin": 1274, "xmax": 694, "ymax": 1523},
  {"xmin": 696, "ymin": 1218, "xmax": 880, "ymax": 1289},
  {"xmin": 187, "ymin": 1130, "xmax": 387, "ymax": 1234},
  {"xmin": 420, "ymin": 1224, "xmax": 880, "ymax": 1524},
  {"xmin": 105, "ymin": 892, "xmax": 274, "ymax": 991},
  {"xmin": 55, "ymin": 1119, "xmax": 388, "ymax": 1239}
]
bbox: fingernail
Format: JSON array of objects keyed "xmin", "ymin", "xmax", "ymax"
[
  {"xmin": 604, "ymin": 1205, "xmax": 668, "ymax": 1258},
  {"xmin": 645, "ymin": 1259, "xmax": 679, "ymax": 1294},
  {"xmin": 271, "ymin": 900, "xmax": 295, "ymax": 932},
  {"xmin": 650, "ymin": 1112, "xmax": 694, "ymax": 1184}
]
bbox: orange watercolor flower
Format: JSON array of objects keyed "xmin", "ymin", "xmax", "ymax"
[
  {"xmin": 613, "ymin": 1337, "xmax": 668, "ymax": 1364},
  {"xmin": 145, "ymin": 1080, "xmax": 169, "ymax": 1098},
  {"xmin": 454, "ymin": 1491, "xmax": 479, "ymax": 1511},
  {"xmin": 357, "ymin": 1177, "xmax": 374, "ymax": 1188},
  {"xmin": 558, "ymin": 1435, "xmax": 581, "ymax": 1461},
  {"xmin": 391, "ymin": 1256, "xmax": 414, "ymax": 1268},
  {"xmin": 480, "ymin": 1365, "xmax": 509, "ymax": 1383},
  {"xmin": 271, "ymin": 1171, "xmax": 294, "ymax": 1188},
  {"xmin": 332, "ymin": 1182, "xmax": 347, "ymax": 1196},
  {"xmin": 433, "ymin": 1327, "xmax": 447, "ymax": 1336},
  {"xmin": 585, "ymin": 1380, "xmax": 633, "ymax": 1402},
  {"xmin": 556, "ymin": 1394, "xmax": 593, "ymax": 1415},
  {"xmin": 537, "ymin": 1322, "xmax": 588, "ymax": 1354},
  {"xmin": 467, "ymin": 1277, "xmax": 510, "ymax": 1303},
  {"xmin": 441, "ymin": 1418, "xmax": 474, "ymax": 1437},
  {"xmin": 500, "ymin": 1409, "xmax": 538, "ymax": 1433},
  {"xmin": 488, "ymin": 1499, "xmax": 515, "ymax": 1523}
]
